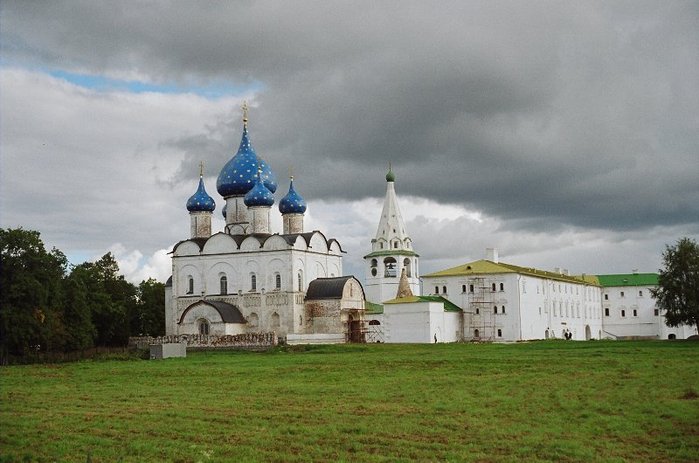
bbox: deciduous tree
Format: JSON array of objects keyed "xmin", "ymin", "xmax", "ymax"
[{"xmin": 652, "ymin": 238, "xmax": 699, "ymax": 329}]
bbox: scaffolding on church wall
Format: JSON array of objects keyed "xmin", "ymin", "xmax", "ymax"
[{"xmin": 468, "ymin": 277, "xmax": 497, "ymax": 341}]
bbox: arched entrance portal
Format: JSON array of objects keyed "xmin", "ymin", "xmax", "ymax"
[{"xmin": 347, "ymin": 310, "xmax": 365, "ymax": 343}]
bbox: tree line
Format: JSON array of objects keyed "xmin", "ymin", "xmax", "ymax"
[{"xmin": 0, "ymin": 228, "xmax": 165, "ymax": 362}]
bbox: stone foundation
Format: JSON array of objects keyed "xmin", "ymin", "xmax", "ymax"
[{"xmin": 130, "ymin": 332, "xmax": 277, "ymax": 349}]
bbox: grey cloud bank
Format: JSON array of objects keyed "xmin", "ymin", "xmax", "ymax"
[{"xmin": 1, "ymin": 1, "xmax": 698, "ymax": 282}]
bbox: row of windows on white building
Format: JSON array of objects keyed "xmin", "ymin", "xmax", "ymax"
[
  {"xmin": 185, "ymin": 272, "xmax": 305, "ymax": 295},
  {"xmin": 433, "ymin": 281, "xmax": 601, "ymax": 302},
  {"xmin": 604, "ymin": 290, "xmax": 646, "ymax": 299}
]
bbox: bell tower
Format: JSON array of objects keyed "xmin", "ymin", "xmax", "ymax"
[{"xmin": 364, "ymin": 166, "xmax": 420, "ymax": 303}]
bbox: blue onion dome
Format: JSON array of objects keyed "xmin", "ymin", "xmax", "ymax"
[
  {"xmin": 222, "ymin": 203, "xmax": 227, "ymax": 218},
  {"xmin": 259, "ymin": 157, "xmax": 277, "ymax": 193},
  {"xmin": 216, "ymin": 125, "xmax": 261, "ymax": 197},
  {"xmin": 217, "ymin": 109, "xmax": 277, "ymax": 196},
  {"xmin": 279, "ymin": 177, "xmax": 307, "ymax": 214},
  {"xmin": 244, "ymin": 171, "xmax": 275, "ymax": 207},
  {"xmin": 186, "ymin": 176, "xmax": 216, "ymax": 212}
]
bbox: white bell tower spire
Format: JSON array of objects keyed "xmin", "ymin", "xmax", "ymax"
[{"xmin": 364, "ymin": 165, "xmax": 420, "ymax": 303}]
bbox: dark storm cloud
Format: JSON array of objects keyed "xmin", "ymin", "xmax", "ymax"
[{"xmin": 3, "ymin": 0, "xmax": 698, "ymax": 233}]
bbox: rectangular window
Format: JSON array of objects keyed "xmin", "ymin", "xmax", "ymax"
[
  {"xmin": 633, "ymin": 309, "xmax": 637, "ymax": 317},
  {"xmin": 638, "ymin": 290, "xmax": 643, "ymax": 297},
  {"xmin": 654, "ymin": 309, "xmax": 659, "ymax": 316},
  {"xmin": 469, "ymin": 284, "xmax": 474, "ymax": 293},
  {"xmin": 462, "ymin": 284, "xmax": 466, "ymax": 293},
  {"xmin": 621, "ymin": 310, "xmax": 626, "ymax": 317},
  {"xmin": 604, "ymin": 294, "xmax": 608, "ymax": 300},
  {"xmin": 620, "ymin": 291, "xmax": 625, "ymax": 297},
  {"xmin": 497, "ymin": 329, "xmax": 502, "ymax": 337},
  {"xmin": 435, "ymin": 286, "xmax": 439, "ymax": 294},
  {"xmin": 604, "ymin": 308, "xmax": 609, "ymax": 317}
]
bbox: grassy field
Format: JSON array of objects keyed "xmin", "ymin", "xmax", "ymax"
[{"xmin": 1, "ymin": 341, "xmax": 698, "ymax": 463}]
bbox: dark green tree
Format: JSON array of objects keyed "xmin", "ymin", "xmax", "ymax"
[
  {"xmin": 70, "ymin": 253, "xmax": 137, "ymax": 346},
  {"xmin": 0, "ymin": 228, "xmax": 68, "ymax": 358},
  {"xmin": 62, "ymin": 273, "xmax": 97, "ymax": 350},
  {"xmin": 132, "ymin": 278, "xmax": 165, "ymax": 336},
  {"xmin": 651, "ymin": 238, "xmax": 699, "ymax": 328}
]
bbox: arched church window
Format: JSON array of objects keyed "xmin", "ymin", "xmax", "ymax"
[
  {"xmin": 403, "ymin": 258, "xmax": 411, "ymax": 277},
  {"xmin": 368, "ymin": 320, "xmax": 381, "ymax": 326},
  {"xmin": 384, "ymin": 257, "xmax": 397, "ymax": 278},
  {"xmin": 198, "ymin": 319, "xmax": 210, "ymax": 335},
  {"xmin": 371, "ymin": 259, "xmax": 377, "ymax": 267},
  {"xmin": 494, "ymin": 305, "xmax": 498, "ymax": 314},
  {"xmin": 435, "ymin": 286, "xmax": 439, "ymax": 294},
  {"xmin": 474, "ymin": 329, "xmax": 480, "ymax": 338},
  {"xmin": 220, "ymin": 275, "xmax": 228, "ymax": 295},
  {"xmin": 271, "ymin": 312, "xmax": 280, "ymax": 328},
  {"xmin": 298, "ymin": 272, "xmax": 303, "ymax": 292},
  {"xmin": 187, "ymin": 276, "xmax": 194, "ymax": 295},
  {"xmin": 250, "ymin": 274, "xmax": 257, "ymax": 292},
  {"xmin": 275, "ymin": 273, "xmax": 281, "ymax": 290},
  {"xmin": 393, "ymin": 241, "xmax": 398, "ymax": 249},
  {"xmin": 491, "ymin": 283, "xmax": 496, "ymax": 292}
]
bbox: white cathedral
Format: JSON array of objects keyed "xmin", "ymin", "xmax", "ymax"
[
  {"xmin": 164, "ymin": 106, "xmax": 365, "ymax": 343},
  {"xmin": 165, "ymin": 106, "xmax": 695, "ymax": 344}
]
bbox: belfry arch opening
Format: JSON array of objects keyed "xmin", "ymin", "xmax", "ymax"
[{"xmin": 384, "ymin": 257, "xmax": 397, "ymax": 278}]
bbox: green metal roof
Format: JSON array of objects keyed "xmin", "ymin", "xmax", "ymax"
[
  {"xmin": 595, "ymin": 273, "xmax": 658, "ymax": 287},
  {"xmin": 364, "ymin": 301, "xmax": 384, "ymax": 314},
  {"xmin": 364, "ymin": 250, "xmax": 420, "ymax": 259},
  {"xmin": 423, "ymin": 259, "xmax": 598, "ymax": 285},
  {"xmin": 383, "ymin": 295, "xmax": 462, "ymax": 312}
]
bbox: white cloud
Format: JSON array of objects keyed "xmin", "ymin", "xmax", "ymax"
[{"xmin": 106, "ymin": 243, "xmax": 172, "ymax": 284}]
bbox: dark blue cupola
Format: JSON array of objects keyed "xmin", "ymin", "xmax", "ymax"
[
  {"xmin": 186, "ymin": 175, "xmax": 216, "ymax": 212},
  {"xmin": 279, "ymin": 177, "xmax": 307, "ymax": 214},
  {"xmin": 217, "ymin": 104, "xmax": 277, "ymax": 197},
  {"xmin": 244, "ymin": 170, "xmax": 275, "ymax": 207}
]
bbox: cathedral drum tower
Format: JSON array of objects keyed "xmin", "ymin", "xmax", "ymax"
[{"xmin": 364, "ymin": 167, "xmax": 420, "ymax": 303}]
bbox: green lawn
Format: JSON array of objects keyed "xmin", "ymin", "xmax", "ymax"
[{"xmin": 1, "ymin": 341, "xmax": 698, "ymax": 462}]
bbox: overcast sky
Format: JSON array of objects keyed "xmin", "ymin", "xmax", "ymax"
[{"xmin": 2, "ymin": 1, "xmax": 698, "ymax": 284}]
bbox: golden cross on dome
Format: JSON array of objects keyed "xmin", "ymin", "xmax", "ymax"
[
  {"xmin": 288, "ymin": 166, "xmax": 294, "ymax": 180},
  {"xmin": 242, "ymin": 101, "xmax": 249, "ymax": 127},
  {"xmin": 199, "ymin": 161, "xmax": 204, "ymax": 177}
]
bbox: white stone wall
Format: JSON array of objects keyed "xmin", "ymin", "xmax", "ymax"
[
  {"xmin": 283, "ymin": 214, "xmax": 304, "ymax": 234},
  {"xmin": 190, "ymin": 211, "xmax": 212, "ymax": 238},
  {"xmin": 383, "ymin": 301, "xmax": 460, "ymax": 343},
  {"xmin": 248, "ymin": 206, "xmax": 270, "ymax": 234},
  {"xmin": 601, "ymin": 284, "xmax": 697, "ymax": 339},
  {"xmin": 423, "ymin": 272, "xmax": 604, "ymax": 341}
]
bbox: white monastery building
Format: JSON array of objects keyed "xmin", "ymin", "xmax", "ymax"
[{"xmin": 165, "ymin": 106, "xmax": 365, "ymax": 343}]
